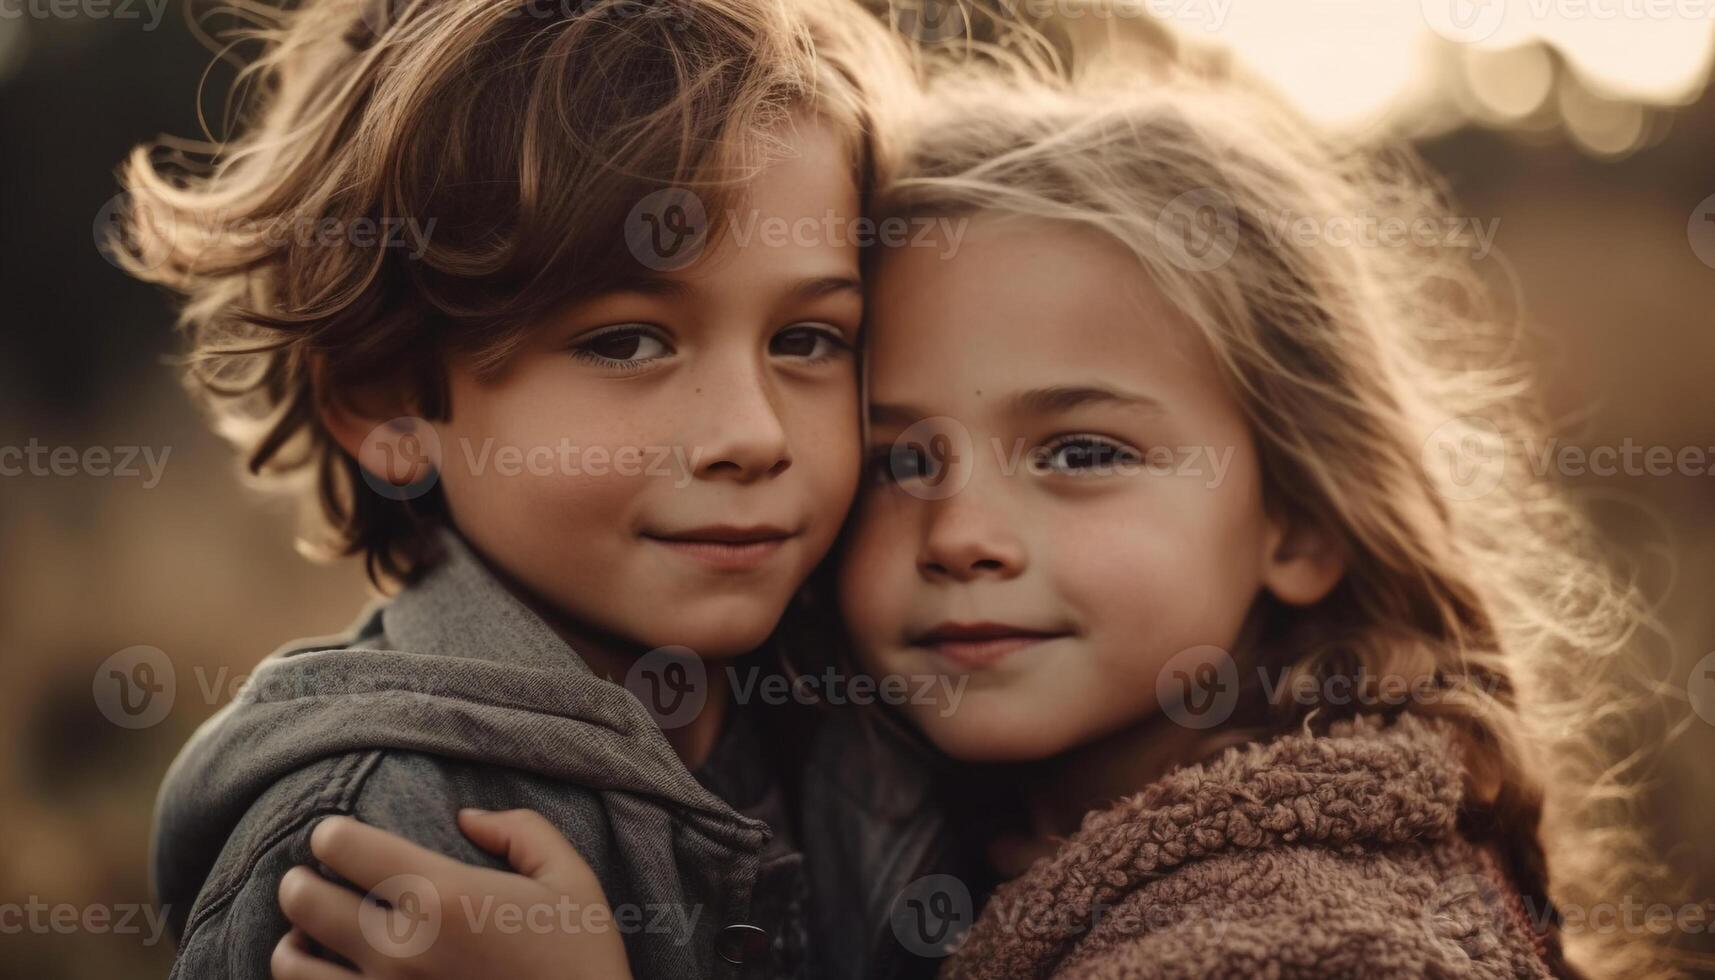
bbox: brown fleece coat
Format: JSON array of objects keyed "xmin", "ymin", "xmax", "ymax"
[{"xmin": 942, "ymin": 714, "xmax": 1567, "ymax": 980}]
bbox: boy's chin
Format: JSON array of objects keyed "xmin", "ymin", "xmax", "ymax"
[
  {"xmin": 637, "ymin": 605, "xmax": 786, "ymax": 660},
  {"xmin": 668, "ymin": 635, "xmax": 774, "ymax": 661}
]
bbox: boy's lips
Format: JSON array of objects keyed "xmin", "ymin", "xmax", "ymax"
[
  {"xmin": 642, "ymin": 525, "xmax": 799, "ymax": 572},
  {"xmin": 908, "ymin": 621, "xmax": 1072, "ymax": 670}
]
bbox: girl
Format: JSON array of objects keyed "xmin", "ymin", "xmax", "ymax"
[{"xmin": 273, "ymin": 36, "xmax": 1674, "ymax": 980}]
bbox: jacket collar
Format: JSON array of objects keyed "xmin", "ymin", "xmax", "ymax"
[
  {"xmin": 948, "ymin": 713, "xmax": 1463, "ymax": 969},
  {"xmin": 1069, "ymin": 711, "xmax": 1462, "ymax": 866},
  {"xmin": 380, "ymin": 527, "xmax": 601, "ymax": 673}
]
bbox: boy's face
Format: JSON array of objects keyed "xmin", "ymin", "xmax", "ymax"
[
  {"xmin": 434, "ymin": 120, "xmax": 863, "ymax": 658},
  {"xmin": 839, "ymin": 215, "xmax": 1297, "ymax": 762}
]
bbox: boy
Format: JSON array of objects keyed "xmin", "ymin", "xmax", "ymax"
[{"xmin": 113, "ymin": 0, "xmax": 908, "ymax": 975}]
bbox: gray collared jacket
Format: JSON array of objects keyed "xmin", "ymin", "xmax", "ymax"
[{"xmin": 153, "ymin": 529, "xmax": 779, "ymax": 979}]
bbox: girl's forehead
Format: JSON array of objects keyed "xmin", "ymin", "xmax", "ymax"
[{"xmin": 864, "ymin": 216, "xmax": 1216, "ymax": 395}]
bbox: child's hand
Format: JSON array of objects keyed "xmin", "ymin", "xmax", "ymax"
[{"xmin": 271, "ymin": 809, "xmax": 632, "ymax": 980}]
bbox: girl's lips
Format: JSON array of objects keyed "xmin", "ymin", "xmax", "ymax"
[
  {"xmin": 643, "ymin": 531, "xmax": 793, "ymax": 572},
  {"xmin": 910, "ymin": 623, "xmax": 1072, "ymax": 670}
]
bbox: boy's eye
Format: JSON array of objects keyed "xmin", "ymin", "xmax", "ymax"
[
  {"xmin": 570, "ymin": 325, "xmax": 672, "ymax": 367},
  {"xmin": 771, "ymin": 324, "xmax": 850, "ymax": 360},
  {"xmin": 1035, "ymin": 436, "xmax": 1141, "ymax": 475}
]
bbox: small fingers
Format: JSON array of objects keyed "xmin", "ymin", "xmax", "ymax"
[
  {"xmin": 277, "ymin": 866, "xmax": 376, "ymax": 971},
  {"xmin": 457, "ymin": 808, "xmax": 600, "ymax": 895},
  {"xmin": 310, "ymin": 816, "xmax": 454, "ymax": 893},
  {"xmin": 270, "ymin": 928, "xmax": 363, "ymax": 980}
]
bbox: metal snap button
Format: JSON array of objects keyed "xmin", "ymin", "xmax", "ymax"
[{"xmin": 716, "ymin": 922, "xmax": 769, "ymax": 965}]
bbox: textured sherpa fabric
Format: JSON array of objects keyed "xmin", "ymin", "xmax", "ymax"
[{"xmin": 942, "ymin": 714, "xmax": 1568, "ymax": 980}]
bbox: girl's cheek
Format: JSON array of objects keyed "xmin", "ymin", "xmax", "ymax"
[{"xmin": 1047, "ymin": 490, "xmax": 1218, "ymax": 637}]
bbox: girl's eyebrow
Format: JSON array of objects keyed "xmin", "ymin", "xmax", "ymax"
[
  {"xmin": 866, "ymin": 402, "xmax": 922, "ymax": 429},
  {"xmin": 1012, "ymin": 384, "xmax": 1165, "ymax": 416},
  {"xmin": 866, "ymin": 384, "xmax": 1163, "ymax": 429}
]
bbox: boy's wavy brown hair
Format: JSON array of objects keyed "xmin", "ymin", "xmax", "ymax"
[{"xmin": 110, "ymin": 0, "xmax": 910, "ymax": 587}]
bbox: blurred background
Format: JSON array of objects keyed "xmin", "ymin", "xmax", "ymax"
[{"xmin": 2, "ymin": 0, "xmax": 1713, "ymax": 976}]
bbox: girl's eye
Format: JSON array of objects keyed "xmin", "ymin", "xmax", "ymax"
[
  {"xmin": 771, "ymin": 324, "xmax": 851, "ymax": 361},
  {"xmin": 1035, "ymin": 436, "xmax": 1142, "ymax": 475},
  {"xmin": 865, "ymin": 445, "xmax": 929, "ymax": 485},
  {"xmin": 570, "ymin": 325, "xmax": 672, "ymax": 368}
]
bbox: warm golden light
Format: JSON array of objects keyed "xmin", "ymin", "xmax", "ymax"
[{"xmin": 1169, "ymin": 0, "xmax": 1714, "ymax": 150}]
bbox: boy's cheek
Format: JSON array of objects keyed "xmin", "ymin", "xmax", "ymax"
[
  {"xmin": 790, "ymin": 390, "xmax": 863, "ymax": 496},
  {"xmin": 438, "ymin": 464, "xmax": 652, "ymax": 605},
  {"xmin": 836, "ymin": 513, "xmax": 906, "ymax": 621}
]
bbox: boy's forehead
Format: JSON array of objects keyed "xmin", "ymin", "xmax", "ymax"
[{"xmin": 733, "ymin": 117, "xmax": 864, "ymax": 221}]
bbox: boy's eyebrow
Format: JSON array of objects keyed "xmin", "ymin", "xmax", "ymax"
[
  {"xmin": 607, "ymin": 276, "xmax": 691, "ymax": 300},
  {"xmin": 866, "ymin": 385, "xmax": 1162, "ymax": 428},
  {"xmin": 605, "ymin": 274, "xmax": 862, "ymax": 302},
  {"xmin": 791, "ymin": 274, "xmax": 863, "ymax": 302}
]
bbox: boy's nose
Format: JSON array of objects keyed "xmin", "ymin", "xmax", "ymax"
[{"xmin": 690, "ymin": 370, "xmax": 792, "ymax": 483}]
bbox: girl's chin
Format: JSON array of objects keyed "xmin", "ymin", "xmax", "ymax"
[{"xmin": 912, "ymin": 710, "xmax": 1076, "ymax": 763}]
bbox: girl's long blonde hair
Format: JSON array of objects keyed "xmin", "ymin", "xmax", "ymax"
[{"xmin": 878, "ymin": 25, "xmax": 1682, "ymax": 979}]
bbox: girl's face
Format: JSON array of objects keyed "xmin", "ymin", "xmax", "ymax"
[
  {"xmin": 426, "ymin": 119, "xmax": 864, "ymax": 658},
  {"xmin": 840, "ymin": 215, "xmax": 1330, "ymax": 762}
]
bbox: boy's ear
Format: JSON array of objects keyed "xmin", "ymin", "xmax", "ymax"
[
  {"xmin": 318, "ymin": 375, "xmax": 436, "ymax": 491},
  {"xmin": 1260, "ymin": 513, "xmax": 1345, "ymax": 607}
]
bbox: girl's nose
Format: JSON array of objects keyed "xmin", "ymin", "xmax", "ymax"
[{"xmin": 917, "ymin": 493, "xmax": 1027, "ymax": 582}]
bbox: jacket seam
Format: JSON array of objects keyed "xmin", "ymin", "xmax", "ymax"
[
  {"xmin": 175, "ymin": 749, "xmax": 386, "ymax": 950},
  {"xmin": 235, "ymin": 663, "xmax": 639, "ymax": 742}
]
